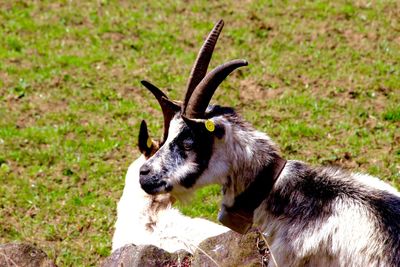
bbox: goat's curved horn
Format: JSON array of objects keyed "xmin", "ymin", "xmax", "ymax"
[
  {"xmin": 140, "ymin": 80, "xmax": 180, "ymax": 141},
  {"xmin": 185, "ymin": 59, "xmax": 248, "ymax": 118},
  {"xmin": 182, "ymin": 19, "xmax": 224, "ymax": 114}
]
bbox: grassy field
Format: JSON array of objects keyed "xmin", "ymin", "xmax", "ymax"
[{"xmin": 1, "ymin": 1, "xmax": 399, "ymax": 266}]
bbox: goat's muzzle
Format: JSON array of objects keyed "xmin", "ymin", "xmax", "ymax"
[{"xmin": 139, "ymin": 163, "xmax": 172, "ymax": 194}]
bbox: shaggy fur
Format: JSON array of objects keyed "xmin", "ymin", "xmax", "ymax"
[
  {"xmin": 140, "ymin": 105, "xmax": 400, "ymax": 266},
  {"xmin": 112, "ymin": 152, "xmax": 228, "ymax": 253}
]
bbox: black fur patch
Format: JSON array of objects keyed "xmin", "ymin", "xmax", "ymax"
[
  {"xmin": 167, "ymin": 124, "xmax": 214, "ymax": 189},
  {"xmin": 182, "ymin": 123, "xmax": 214, "ymax": 188},
  {"xmin": 368, "ymin": 191, "xmax": 400, "ymax": 266},
  {"xmin": 214, "ymin": 124, "xmax": 225, "ymax": 139},
  {"xmin": 267, "ymin": 163, "xmax": 351, "ymax": 222}
]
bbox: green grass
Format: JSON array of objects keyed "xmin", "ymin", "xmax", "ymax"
[{"xmin": 1, "ymin": 1, "xmax": 399, "ymax": 266}]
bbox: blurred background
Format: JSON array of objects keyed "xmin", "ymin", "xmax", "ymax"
[{"xmin": 0, "ymin": 1, "xmax": 399, "ymax": 265}]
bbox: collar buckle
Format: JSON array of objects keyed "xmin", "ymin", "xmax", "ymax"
[{"xmin": 218, "ymin": 204, "xmax": 253, "ymax": 234}]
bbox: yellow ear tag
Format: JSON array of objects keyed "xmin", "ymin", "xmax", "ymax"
[
  {"xmin": 205, "ymin": 119, "xmax": 215, "ymax": 132},
  {"xmin": 146, "ymin": 138, "xmax": 153, "ymax": 149}
]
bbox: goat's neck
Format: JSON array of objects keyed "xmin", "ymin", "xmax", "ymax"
[
  {"xmin": 144, "ymin": 193, "xmax": 173, "ymax": 231},
  {"xmin": 220, "ymin": 124, "xmax": 280, "ymax": 207}
]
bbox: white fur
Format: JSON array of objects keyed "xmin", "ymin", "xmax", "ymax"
[{"xmin": 112, "ymin": 155, "xmax": 229, "ymax": 253}]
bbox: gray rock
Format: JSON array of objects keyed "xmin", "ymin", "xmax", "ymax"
[
  {"xmin": 102, "ymin": 230, "xmax": 269, "ymax": 266},
  {"xmin": 101, "ymin": 244, "xmax": 192, "ymax": 267},
  {"xmin": 0, "ymin": 243, "xmax": 56, "ymax": 267},
  {"xmin": 192, "ymin": 230, "xmax": 266, "ymax": 267}
]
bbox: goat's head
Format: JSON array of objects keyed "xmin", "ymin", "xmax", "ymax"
[{"xmin": 139, "ymin": 20, "xmax": 248, "ymax": 197}]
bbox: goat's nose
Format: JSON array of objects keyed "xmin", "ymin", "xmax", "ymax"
[{"xmin": 140, "ymin": 164, "xmax": 151, "ymax": 176}]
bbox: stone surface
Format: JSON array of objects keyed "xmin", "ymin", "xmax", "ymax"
[
  {"xmin": 103, "ymin": 230, "xmax": 268, "ymax": 266},
  {"xmin": 101, "ymin": 244, "xmax": 191, "ymax": 267},
  {"xmin": 192, "ymin": 230, "xmax": 265, "ymax": 267},
  {"xmin": 0, "ymin": 243, "xmax": 56, "ymax": 267}
]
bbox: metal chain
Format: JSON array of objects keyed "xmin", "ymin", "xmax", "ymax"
[
  {"xmin": 256, "ymin": 235, "xmax": 270, "ymax": 267},
  {"xmin": 256, "ymin": 229, "xmax": 279, "ymax": 267}
]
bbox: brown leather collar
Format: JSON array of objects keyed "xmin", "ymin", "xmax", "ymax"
[{"xmin": 218, "ymin": 156, "xmax": 287, "ymax": 234}]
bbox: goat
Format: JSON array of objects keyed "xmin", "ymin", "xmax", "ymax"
[
  {"xmin": 138, "ymin": 19, "xmax": 400, "ymax": 266},
  {"xmin": 112, "ymin": 119, "xmax": 228, "ymax": 253}
]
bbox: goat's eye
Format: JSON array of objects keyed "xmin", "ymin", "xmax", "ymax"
[{"xmin": 182, "ymin": 139, "xmax": 194, "ymax": 151}]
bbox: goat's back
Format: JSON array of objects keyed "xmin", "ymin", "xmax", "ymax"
[{"xmin": 256, "ymin": 160, "xmax": 400, "ymax": 267}]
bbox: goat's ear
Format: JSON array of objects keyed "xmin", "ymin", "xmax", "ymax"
[
  {"xmin": 138, "ymin": 120, "xmax": 155, "ymax": 157},
  {"xmin": 182, "ymin": 116, "xmax": 225, "ymax": 139}
]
